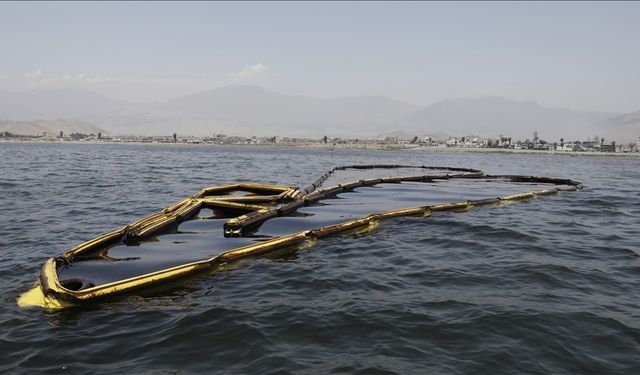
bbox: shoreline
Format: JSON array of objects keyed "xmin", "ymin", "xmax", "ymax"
[
  {"xmin": 292, "ymin": 142, "xmax": 639, "ymax": 157},
  {"xmin": 2, "ymin": 139, "xmax": 638, "ymax": 158}
]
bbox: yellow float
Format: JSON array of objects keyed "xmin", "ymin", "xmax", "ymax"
[{"xmin": 19, "ymin": 165, "xmax": 582, "ymax": 308}]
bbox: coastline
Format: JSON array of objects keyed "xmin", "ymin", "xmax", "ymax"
[
  {"xmin": 2, "ymin": 138, "xmax": 638, "ymax": 157},
  {"xmin": 291, "ymin": 142, "xmax": 639, "ymax": 157}
]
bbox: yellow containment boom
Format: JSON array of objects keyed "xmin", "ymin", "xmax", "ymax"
[{"xmin": 19, "ymin": 165, "xmax": 582, "ymax": 309}]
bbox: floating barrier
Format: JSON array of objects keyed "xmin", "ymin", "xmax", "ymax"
[{"xmin": 19, "ymin": 165, "xmax": 582, "ymax": 308}]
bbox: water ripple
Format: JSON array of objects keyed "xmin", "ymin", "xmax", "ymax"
[{"xmin": 1, "ymin": 143, "xmax": 640, "ymax": 373}]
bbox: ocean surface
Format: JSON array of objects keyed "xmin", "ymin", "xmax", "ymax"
[{"xmin": 1, "ymin": 142, "xmax": 639, "ymax": 374}]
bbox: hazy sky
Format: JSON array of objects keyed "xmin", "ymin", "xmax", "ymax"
[{"xmin": 1, "ymin": 2, "xmax": 639, "ymax": 112}]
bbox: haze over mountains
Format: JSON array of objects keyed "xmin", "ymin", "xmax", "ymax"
[
  {"xmin": 1, "ymin": 85, "xmax": 638, "ymax": 142},
  {"xmin": 0, "ymin": 119, "xmax": 104, "ymax": 136}
]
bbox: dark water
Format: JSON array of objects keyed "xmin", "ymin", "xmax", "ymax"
[{"xmin": 1, "ymin": 143, "xmax": 639, "ymax": 374}]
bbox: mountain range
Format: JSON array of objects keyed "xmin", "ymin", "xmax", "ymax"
[{"xmin": 0, "ymin": 85, "xmax": 638, "ymax": 142}]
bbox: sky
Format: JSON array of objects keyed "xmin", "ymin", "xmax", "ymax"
[{"xmin": 0, "ymin": 1, "xmax": 639, "ymax": 112}]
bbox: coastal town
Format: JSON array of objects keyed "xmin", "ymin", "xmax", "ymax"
[{"xmin": 2, "ymin": 129, "xmax": 639, "ymax": 154}]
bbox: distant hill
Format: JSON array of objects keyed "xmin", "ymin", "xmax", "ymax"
[
  {"xmin": 0, "ymin": 119, "xmax": 105, "ymax": 136},
  {"xmin": 404, "ymin": 97, "xmax": 614, "ymax": 141},
  {"xmin": 151, "ymin": 85, "xmax": 421, "ymax": 137},
  {"xmin": 599, "ymin": 111, "xmax": 640, "ymax": 142},
  {"xmin": 0, "ymin": 86, "xmax": 635, "ymax": 141},
  {"xmin": 1, "ymin": 85, "xmax": 420, "ymax": 137}
]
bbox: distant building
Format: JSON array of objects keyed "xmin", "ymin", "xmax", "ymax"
[
  {"xmin": 446, "ymin": 137, "xmax": 460, "ymax": 147},
  {"xmin": 557, "ymin": 141, "xmax": 577, "ymax": 152},
  {"xmin": 42, "ymin": 132, "xmax": 57, "ymax": 141},
  {"xmin": 496, "ymin": 136, "xmax": 511, "ymax": 148},
  {"xmin": 533, "ymin": 142, "xmax": 550, "ymax": 150},
  {"xmin": 580, "ymin": 141, "xmax": 598, "ymax": 151},
  {"xmin": 384, "ymin": 136, "xmax": 399, "ymax": 144},
  {"xmin": 601, "ymin": 143, "xmax": 616, "ymax": 153},
  {"xmin": 463, "ymin": 137, "xmax": 480, "ymax": 148},
  {"xmin": 419, "ymin": 136, "xmax": 432, "ymax": 146}
]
